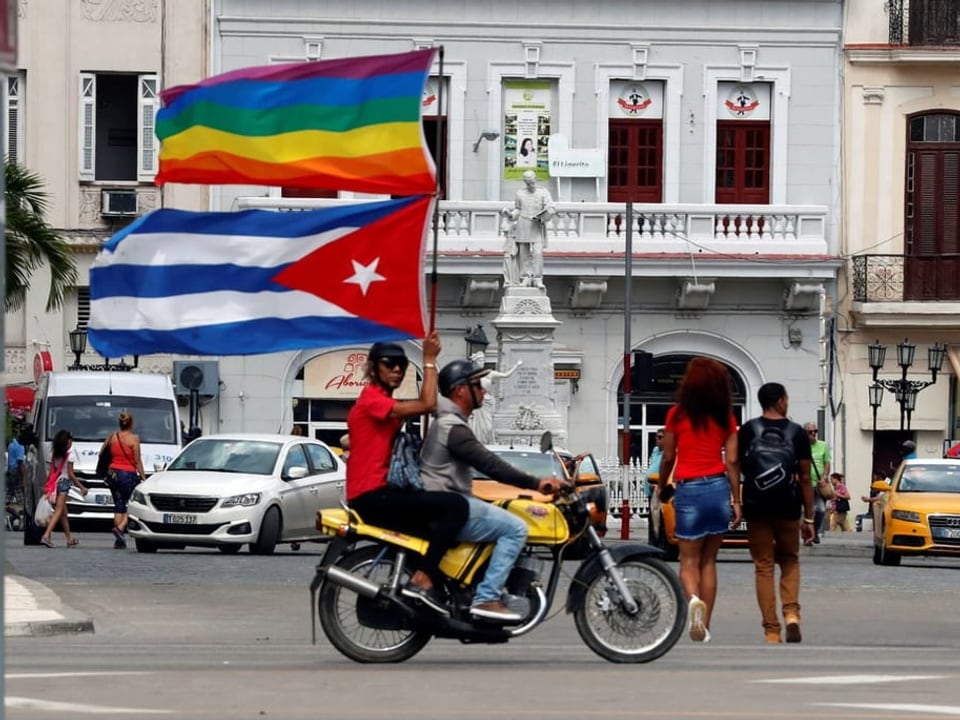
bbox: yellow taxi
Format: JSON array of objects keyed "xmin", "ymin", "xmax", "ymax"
[
  {"xmin": 872, "ymin": 458, "xmax": 960, "ymax": 566},
  {"xmin": 646, "ymin": 472, "xmax": 748, "ymax": 561}
]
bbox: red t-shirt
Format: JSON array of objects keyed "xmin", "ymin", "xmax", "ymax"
[
  {"xmin": 346, "ymin": 383, "xmax": 401, "ymax": 501},
  {"xmin": 665, "ymin": 405, "xmax": 737, "ymax": 481}
]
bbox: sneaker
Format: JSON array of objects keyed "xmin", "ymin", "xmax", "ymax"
[
  {"xmin": 765, "ymin": 630, "xmax": 782, "ymax": 644},
  {"xmin": 688, "ymin": 596, "xmax": 708, "ymax": 642},
  {"xmin": 470, "ymin": 601, "xmax": 523, "ymax": 622},
  {"xmin": 785, "ymin": 614, "xmax": 802, "ymax": 643},
  {"xmin": 813, "ymin": 534, "xmax": 821, "ymax": 545},
  {"xmin": 400, "ymin": 584, "xmax": 450, "ymax": 616},
  {"xmin": 112, "ymin": 527, "xmax": 127, "ymax": 549}
]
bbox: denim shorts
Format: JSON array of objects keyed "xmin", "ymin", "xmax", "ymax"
[
  {"xmin": 109, "ymin": 470, "xmax": 139, "ymax": 513},
  {"xmin": 55, "ymin": 477, "xmax": 71, "ymax": 494},
  {"xmin": 673, "ymin": 474, "xmax": 732, "ymax": 540}
]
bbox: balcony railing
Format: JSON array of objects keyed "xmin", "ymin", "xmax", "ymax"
[
  {"xmin": 852, "ymin": 254, "xmax": 960, "ymax": 301},
  {"xmin": 889, "ymin": 0, "xmax": 960, "ymax": 46},
  {"xmin": 235, "ymin": 197, "xmax": 828, "ymax": 257}
]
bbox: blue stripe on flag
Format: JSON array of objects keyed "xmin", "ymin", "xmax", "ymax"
[
  {"xmin": 88, "ymin": 316, "xmax": 414, "ymax": 358},
  {"xmin": 89, "ymin": 264, "xmax": 292, "ymax": 300}
]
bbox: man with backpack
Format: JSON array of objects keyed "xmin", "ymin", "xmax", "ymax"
[{"xmin": 738, "ymin": 382, "xmax": 814, "ymax": 644}]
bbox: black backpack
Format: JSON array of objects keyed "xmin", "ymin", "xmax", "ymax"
[{"xmin": 741, "ymin": 419, "xmax": 799, "ymax": 511}]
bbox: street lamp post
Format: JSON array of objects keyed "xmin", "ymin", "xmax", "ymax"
[
  {"xmin": 464, "ymin": 324, "xmax": 490, "ymax": 359},
  {"xmin": 867, "ymin": 338, "xmax": 946, "ymax": 432},
  {"xmin": 67, "ymin": 325, "xmax": 139, "ymax": 372},
  {"xmin": 868, "ymin": 382, "xmax": 884, "ymax": 471}
]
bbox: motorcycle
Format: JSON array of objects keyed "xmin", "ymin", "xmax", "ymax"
[{"xmin": 309, "ymin": 433, "xmax": 686, "ymax": 664}]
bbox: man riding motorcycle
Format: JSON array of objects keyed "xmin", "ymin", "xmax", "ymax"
[{"xmin": 419, "ymin": 359, "xmax": 560, "ymax": 622}]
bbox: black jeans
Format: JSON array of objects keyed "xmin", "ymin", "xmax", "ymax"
[{"xmin": 350, "ymin": 487, "xmax": 469, "ymax": 580}]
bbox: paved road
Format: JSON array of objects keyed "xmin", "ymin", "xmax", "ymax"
[{"xmin": 6, "ymin": 531, "xmax": 960, "ymax": 719}]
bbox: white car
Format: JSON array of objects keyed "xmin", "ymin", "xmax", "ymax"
[{"xmin": 127, "ymin": 433, "xmax": 345, "ymax": 554}]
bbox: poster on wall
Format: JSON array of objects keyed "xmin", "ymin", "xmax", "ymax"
[{"xmin": 503, "ymin": 80, "xmax": 552, "ymax": 180}]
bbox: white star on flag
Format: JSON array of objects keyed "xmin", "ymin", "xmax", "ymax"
[{"xmin": 344, "ymin": 257, "xmax": 386, "ymax": 295}]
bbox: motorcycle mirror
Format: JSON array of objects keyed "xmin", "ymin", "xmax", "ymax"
[{"xmin": 539, "ymin": 431, "xmax": 553, "ymax": 454}]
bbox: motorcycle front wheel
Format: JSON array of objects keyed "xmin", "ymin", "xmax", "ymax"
[
  {"xmin": 574, "ymin": 556, "xmax": 685, "ymax": 663},
  {"xmin": 318, "ymin": 544, "xmax": 431, "ymax": 663}
]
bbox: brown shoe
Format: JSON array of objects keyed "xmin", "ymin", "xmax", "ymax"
[
  {"xmin": 784, "ymin": 614, "xmax": 802, "ymax": 643},
  {"xmin": 765, "ymin": 630, "xmax": 782, "ymax": 644},
  {"xmin": 470, "ymin": 600, "xmax": 522, "ymax": 622}
]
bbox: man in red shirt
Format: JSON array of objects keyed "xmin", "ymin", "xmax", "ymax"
[{"xmin": 346, "ymin": 333, "xmax": 469, "ymax": 615}]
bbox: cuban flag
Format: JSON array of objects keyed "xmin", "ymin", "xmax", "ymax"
[{"xmin": 88, "ymin": 197, "xmax": 432, "ymax": 357}]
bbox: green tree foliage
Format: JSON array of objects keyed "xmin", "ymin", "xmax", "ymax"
[{"xmin": 5, "ymin": 160, "xmax": 78, "ymax": 311}]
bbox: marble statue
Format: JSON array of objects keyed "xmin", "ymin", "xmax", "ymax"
[
  {"xmin": 467, "ymin": 350, "xmax": 522, "ymax": 445},
  {"xmin": 500, "ymin": 170, "xmax": 555, "ymax": 288}
]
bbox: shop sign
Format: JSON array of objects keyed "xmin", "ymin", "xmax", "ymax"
[{"xmin": 304, "ymin": 349, "xmax": 418, "ymax": 400}]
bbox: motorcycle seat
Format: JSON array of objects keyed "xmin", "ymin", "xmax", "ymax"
[{"xmin": 317, "ymin": 508, "xmax": 430, "ymax": 555}]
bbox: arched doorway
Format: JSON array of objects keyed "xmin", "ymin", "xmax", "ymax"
[{"xmin": 615, "ymin": 353, "xmax": 747, "ymax": 464}]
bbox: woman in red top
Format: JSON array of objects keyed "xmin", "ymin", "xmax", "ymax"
[
  {"xmin": 102, "ymin": 411, "xmax": 146, "ymax": 549},
  {"xmin": 659, "ymin": 357, "xmax": 742, "ymax": 644},
  {"xmin": 346, "ymin": 333, "xmax": 469, "ymax": 615}
]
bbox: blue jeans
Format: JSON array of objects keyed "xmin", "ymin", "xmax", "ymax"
[{"xmin": 459, "ymin": 497, "xmax": 528, "ymax": 605}]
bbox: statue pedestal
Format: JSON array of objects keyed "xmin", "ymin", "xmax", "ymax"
[{"xmin": 491, "ymin": 286, "xmax": 566, "ymax": 447}]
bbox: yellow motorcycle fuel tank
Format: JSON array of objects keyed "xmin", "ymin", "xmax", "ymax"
[{"xmin": 497, "ymin": 498, "xmax": 569, "ymax": 545}]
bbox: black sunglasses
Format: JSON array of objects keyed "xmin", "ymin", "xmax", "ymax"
[{"xmin": 378, "ymin": 357, "xmax": 408, "ymax": 371}]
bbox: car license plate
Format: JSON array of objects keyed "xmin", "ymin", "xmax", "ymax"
[
  {"xmin": 94, "ymin": 494, "xmax": 113, "ymax": 505},
  {"xmin": 933, "ymin": 527, "xmax": 960, "ymax": 540},
  {"xmin": 163, "ymin": 513, "xmax": 197, "ymax": 525}
]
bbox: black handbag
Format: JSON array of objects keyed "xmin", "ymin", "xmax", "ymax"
[{"xmin": 96, "ymin": 434, "xmax": 114, "ymax": 479}]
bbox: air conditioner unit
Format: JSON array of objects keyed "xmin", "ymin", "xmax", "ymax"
[
  {"xmin": 101, "ymin": 189, "xmax": 139, "ymax": 217},
  {"xmin": 172, "ymin": 360, "xmax": 220, "ymax": 397}
]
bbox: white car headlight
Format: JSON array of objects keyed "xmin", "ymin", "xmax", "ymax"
[
  {"xmin": 131, "ymin": 489, "xmax": 146, "ymax": 505},
  {"xmin": 221, "ymin": 493, "xmax": 262, "ymax": 508}
]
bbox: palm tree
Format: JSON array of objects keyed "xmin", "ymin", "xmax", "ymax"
[{"xmin": 5, "ymin": 160, "xmax": 78, "ymax": 311}]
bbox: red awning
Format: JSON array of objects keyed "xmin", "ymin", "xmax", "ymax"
[{"xmin": 5, "ymin": 385, "xmax": 35, "ymax": 413}]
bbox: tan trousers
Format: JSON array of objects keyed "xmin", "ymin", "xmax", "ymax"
[{"xmin": 746, "ymin": 517, "xmax": 801, "ymax": 634}]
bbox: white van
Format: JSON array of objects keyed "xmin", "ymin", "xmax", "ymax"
[{"xmin": 31, "ymin": 371, "xmax": 181, "ymax": 522}]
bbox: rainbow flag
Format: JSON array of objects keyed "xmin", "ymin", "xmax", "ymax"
[{"xmin": 155, "ymin": 49, "xmax": 437, "ymax": 195}]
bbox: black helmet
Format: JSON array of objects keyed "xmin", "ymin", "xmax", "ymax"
[
  {"xmin": 438, "ymin": 359, "xmax": 490, "ymax": 397},
  {"xmin": 368, "ymin": 342, "xmax": 407, "ymax": 363},
  {"xmin": 901, "ymin": 440, "xmax": 916, "ymax": 453}
]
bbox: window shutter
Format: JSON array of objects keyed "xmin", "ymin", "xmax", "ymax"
[
  {"xmin": 138, "ymin": 74, "xmax": 158, "ymax": 181},
  {"xmin": 6, "ymin": 74, "xmax": 20, "ymax": 163},
  {"xmin": 76, "ymin": 287, "xmax": 91, "ymax": 329},
  {"xmin": 79, "ymin": 73, "xmax": 96, "ymax": 180}
]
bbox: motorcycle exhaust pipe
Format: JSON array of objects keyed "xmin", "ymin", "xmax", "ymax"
[{"xmin": 323, "ymin": 565, "xmax": 382, "ymax": 599}]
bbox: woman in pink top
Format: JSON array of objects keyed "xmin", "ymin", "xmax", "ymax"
[{"xmin": 659, "ymin": 357, "xmax": 742, "ymax": 643}]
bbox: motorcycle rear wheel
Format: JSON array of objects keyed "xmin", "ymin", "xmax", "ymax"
[
  {"xmin": 318, "ymin": 544, "xmax": 431, "ymax": 663},
  {"xmin": 574, "ymin": 556, "xmax": 685, "ymax": 663}
]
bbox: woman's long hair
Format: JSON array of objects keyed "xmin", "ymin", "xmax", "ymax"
[
  {"xmin": 675, "ymin": 357, "xmax": 733, "ymax": 432},
  {"xmin": 51, "ymin": 429, "xmax": 72, "ymax": 460}
]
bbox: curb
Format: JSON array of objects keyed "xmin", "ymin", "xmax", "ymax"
[{"xmin": 4, "ymin": 575, "xmax": 95, "ymax": 638}]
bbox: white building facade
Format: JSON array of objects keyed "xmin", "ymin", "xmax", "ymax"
[{"xmin": 6, "ymin": 1, "xmax": 844, "ymax": 469}]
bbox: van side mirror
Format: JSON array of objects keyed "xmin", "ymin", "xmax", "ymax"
[{"xmin": 871, "ymin": 481, "xmax": 891, "ymax": 493}]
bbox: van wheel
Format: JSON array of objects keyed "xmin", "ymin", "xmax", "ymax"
[{"xmin": 250, "ymin": 507, "xmax": 281, "ymax": 555}]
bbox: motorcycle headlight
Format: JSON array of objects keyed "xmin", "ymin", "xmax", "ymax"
[
  {"xmin": 131, "ymin": 489, "xmax": 146, "ymax": 505},
  {"xmin": 221, "ymin": 493, "xmax": 262, "ymax": 508},
  {"xmin": 891, "ymin": 509, "xmax": 921, "ymax": 523}
]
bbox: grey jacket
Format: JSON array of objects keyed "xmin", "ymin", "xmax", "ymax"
[{"xmin": 420, "ymin": 396, "xmax": 539, "ymax": 495}]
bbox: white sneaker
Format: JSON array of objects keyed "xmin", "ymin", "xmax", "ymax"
[{"xmin": 688, "ymin": 596, "xmax": 708, "ymax": 642}]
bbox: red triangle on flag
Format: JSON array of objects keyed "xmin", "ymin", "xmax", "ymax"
[{"xmin": 272, "ymin": 197, "xmax": 430, "ymax": 337}]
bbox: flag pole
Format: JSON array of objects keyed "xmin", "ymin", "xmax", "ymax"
[{"xmin": 427, "ymin": 45, "xmax": 444, "ymax": 334}]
